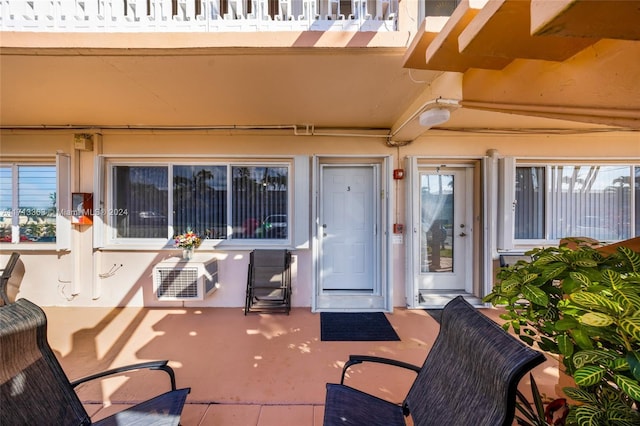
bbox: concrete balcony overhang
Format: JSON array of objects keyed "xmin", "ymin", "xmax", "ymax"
[
  {"xmin": 530, "ymin": 0, "xmax": 640, "ymax": 40},
  {"xmin": 457, "ymin": 0, "xmax": 597, "ymax": 62},
  {"xmin": 402, "ymin": 0, "xmax": 640, "ymax": 130},
  {"xmin": 403, "ymin": 1, "xmax": 511, "ymax": 72}
]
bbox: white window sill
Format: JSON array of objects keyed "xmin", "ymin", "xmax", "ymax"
[
  {"xmin": 0, "ymin": 243, "xmax": 64, "ymax": 252},
  {"xmin": 100, "ymin": 239, "xmax": 293, "ymax": 251}
]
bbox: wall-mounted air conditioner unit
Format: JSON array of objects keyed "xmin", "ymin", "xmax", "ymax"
[{"xmin": 152, "ymin": 257, "xmax": 219, "ymax": 301}]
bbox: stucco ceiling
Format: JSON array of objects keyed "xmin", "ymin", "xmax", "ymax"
[
  {"xmin": 0, "ymin": 43, "xmax": 613, "ymax": 140},
  {"xmin": 0, "ymin": 46, "xmax": 444, "ymax": 130}
]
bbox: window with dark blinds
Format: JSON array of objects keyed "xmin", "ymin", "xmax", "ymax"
[
  {"xmin": 173, "ymin": 165, "xmax": 227, "ymax": 239},
  {"xmin": 111, "ymin": 163, "xmax": 289, "ymax": 241},
  {"xmin": 113, "ymin": 166, "xmax": 168, "ymax": 238},
  {"xmin": 232, "ymin": 166, "xmax": 288, "ymax": 240}
]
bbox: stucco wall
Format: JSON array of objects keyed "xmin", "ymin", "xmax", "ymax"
[{"xmin": 1, "ymin": 129, "xmax": 639, "ymax": 308}]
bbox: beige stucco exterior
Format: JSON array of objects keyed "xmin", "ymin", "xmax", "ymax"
[
  {"xmin": 2, "ymin": 128, "xmax": 638, "ymax": 308},
  {"xmin": 1, "ymin": 0, "xmax": 639, "ymax": 308}
]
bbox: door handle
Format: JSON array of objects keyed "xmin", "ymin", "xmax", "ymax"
[{"xmin": 459, "ymin": 232, "xmax": 467, "ymax": 237}]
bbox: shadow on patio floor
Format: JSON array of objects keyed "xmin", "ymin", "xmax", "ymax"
[{"xmin": 43, "ymin": 305, "xmax": 563, "ymax": 426}]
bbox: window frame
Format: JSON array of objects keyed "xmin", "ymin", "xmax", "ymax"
[
  {"xmin": 512, "ymin": 162, "xmax": 550, "ymax": 246},
  {"xmin": 499, "ymin": 158, "xmax": 638, "ymax": 250},
  {"xmin": 102, "ymin": 157, "xmax": 300, "ymax": 249},
  {"xmin": 0, "ymin": 156, "xmax": 69, "ymax": 250}
]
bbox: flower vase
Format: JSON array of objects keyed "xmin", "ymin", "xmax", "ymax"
[{"xmin": 182, "ymin": 248, "xmax": 194, "ymax": 260}]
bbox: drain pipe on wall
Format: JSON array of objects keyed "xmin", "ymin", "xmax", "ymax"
[
  {"xmin": 2, "ymin": 124, "xmax": 393, "ymax": 140},
  {"xmin": 293, "ymin": 124, "xmax": 391, "ymax": 139}
]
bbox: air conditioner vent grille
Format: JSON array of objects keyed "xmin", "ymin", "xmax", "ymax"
[
  {"xmin": 155, "ymin": 267, "xmax": 199, "ymax": 299},
  {"xmin": 152, "ymin": 258, "xmax": 219, "ymax": 301}
]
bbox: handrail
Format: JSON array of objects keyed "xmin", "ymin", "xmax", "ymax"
[{"xmin": 0, "ymin": 0, "xmax": 399, "ymax": 32}]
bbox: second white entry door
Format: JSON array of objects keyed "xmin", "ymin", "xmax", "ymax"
[{"xmin": 415, "ymin": 166, "xmax": 472, "ymax": 293}]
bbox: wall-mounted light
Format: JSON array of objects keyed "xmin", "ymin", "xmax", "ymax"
[
  {"xmin": 73, "ymin": 133, "xmax": 94, "ymax": 151},
  {"xmin": 419, "ymin": 108, "xmax": 451, "ymax": 128}
]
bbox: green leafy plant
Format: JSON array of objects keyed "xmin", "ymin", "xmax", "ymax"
[
  {"xmin": 484, "ymin": 242, "xmax": 640, "ymax": 426},
  {"xmin": 24, "ymin": 221, "xmax": 56, "ymax": 240}
]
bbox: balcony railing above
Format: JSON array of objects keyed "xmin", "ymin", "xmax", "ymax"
[{"xmin": 0, "ymin": 0, "xmax": 398, "ymax": 32}]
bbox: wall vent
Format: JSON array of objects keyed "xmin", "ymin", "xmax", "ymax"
[{"xmin": 152, "ymin": 258, "xmax": 218, "ymax": 301}]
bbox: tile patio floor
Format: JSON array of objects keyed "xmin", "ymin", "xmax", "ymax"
[{"xmin": 42, "ymin": 304, "xmax": 565, "ymax": 425}]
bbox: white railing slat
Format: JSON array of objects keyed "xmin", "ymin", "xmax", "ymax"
[{"xmin": 0, "ymin": 0, "xmax": 397, "ymax": 31}]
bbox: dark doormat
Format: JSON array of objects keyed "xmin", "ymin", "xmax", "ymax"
[{"xmin": 320, "ymin": 312, "xmax": 400, "ymax": 341}]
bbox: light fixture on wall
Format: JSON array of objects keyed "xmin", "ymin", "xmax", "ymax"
[
  {"xmin": 73, "ymin": 133, "xmax": 94, "ymax": 151},
  {"xmin": 388, "ymin": 98, "xmax": 460, "ymax": 145},
  {"xmin": 419, "ymin": 108, "xmax": 451, "ymax": 128}
]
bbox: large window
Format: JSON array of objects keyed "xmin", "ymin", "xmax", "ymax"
[
  {"xmin": 0, "ymin": 164, "xmax": 57, "ymax": 243},
  {"xmin": 111, "ymin": 162, "xmax": 289, "ymax": 242},
  {"xmin": 231, "ymin": 166, "xmax": 288, "ymax": 239},
  {"xmin": 174, "ymin": 165, "xmax": 226, "ymax": 239},
  {"xmin": 113, "ymin": 166, "xmax": 168, "ymax": 238},
  {"xmin": 514, "ymin": 164, "xmax": 639, "ymax": 243}
]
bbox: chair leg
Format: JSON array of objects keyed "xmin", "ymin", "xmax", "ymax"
[{"xmin": 244, "ymin": 263, "xmax": 252, "ymax": 315}]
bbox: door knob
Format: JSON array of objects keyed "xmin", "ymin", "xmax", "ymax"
[{"xmin": 459, "ymin": 232, "xmax": 467, "ymax": 237}]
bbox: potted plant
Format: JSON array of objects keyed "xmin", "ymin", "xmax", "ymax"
[{"xmin": 484, "ymin": 241, "xmax": 640, "ymax": 426}]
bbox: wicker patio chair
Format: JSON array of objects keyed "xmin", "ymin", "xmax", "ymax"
[
  {"xmin": 0, "ymin": 298, "xmax": 190, "ymax": 425},
  {"xmin": 244, "ymin": 249, "xmax": 292, "ymax": 314},
  {"xmin": 323, "ymin": 296, "xmax": 546, "ymax": 426},
  {"xmin": 0, "ymin": 252, "xmax": 20, "ymax": 305}
]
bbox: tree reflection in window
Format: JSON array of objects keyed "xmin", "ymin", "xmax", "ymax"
[
  {"xmin": 232, "ymin": 166, "xmax": 288, "ymax": 239},
  {"xmin": 515, "ymin": 165, "xmax": 638, "ymax": 242},
  {"xmin": 173, "ymin": 165, "xmax": 227, "ymax": 239},
  {"xmin": 113, "ymin": 164, "xmax": 289, "ymax": 240}
]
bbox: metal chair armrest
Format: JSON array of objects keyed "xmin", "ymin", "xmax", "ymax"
[
  {"xmin": 341, "ymin": 355, "xmax": 421, "ymax": 384},
  {"xmin": 70, "ymin": 360, "xmax": 178, "ymax": 390}
]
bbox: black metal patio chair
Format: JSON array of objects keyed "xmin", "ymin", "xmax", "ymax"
[
  {"xmin": 244, "ymin": 249, "xmax": 292, "ymax": 314},
  {"xmin": 0, "ymin": 298, "xmax": 190, "ymax": 425},
  {"xmin": 0, "ymin": 251, "xmax": 20, "ymax": 305},
  {"xmin": 323, "ymin": 296, "xmax": 546, "ymax": 426}
]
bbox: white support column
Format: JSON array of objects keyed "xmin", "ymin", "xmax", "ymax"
[
  {"xmin": 326, "ymin": 0, "xmax": 339, "ymax": 19},
  {"xmin": 279, "ymin": 0, "xmax": 290, "ymax": 20},
  {"xmin": 352, "ymin": 0, "xmax": 366, "ymax": 19},
  {"xmin": 299, "ymin": 0, "xmax": 317, "ymax": 20},
  {"xmin": 75, "ymin": 0, "xmax": 100, "ymax": 20},
  {"xmin": 252, "ymin": 0, "xmax": 269, "ymax": 20},
  {"xmin": 107, "ymin": 0, "xmax": 125, "ymax": 24},
  {"xmin": 154, "ymin": 0, "xmax": 173, "ymax": 21},
  {"xmin": 33, "ymin": 0, "xmax": 55, "ymax": 20},
  {"xmin": 209, "ymin": 0, "xmax": 220, "ymax": 18},
  {"xmin": 226, "ymin": 0, "xmax": 244, "ymax": 19},
  {"xmin": 376, "ymin": 0, "xmax": 390, "ymax": 19},
  {"xmin": 132, "ymin": 0, "xmax": 151, "ymax": 20}
]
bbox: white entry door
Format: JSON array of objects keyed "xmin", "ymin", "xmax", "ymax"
[
  {"xmin": 316, "ymin": 164, "xmax": 385, "ymax": 310},
  {"xmin": 409, "ymin": 165, "xmax": 474, "ymax": 306}
]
